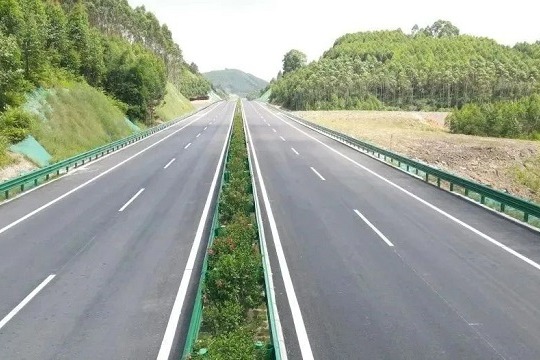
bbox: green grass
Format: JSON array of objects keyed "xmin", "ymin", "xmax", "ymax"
[
  {"xmin": 513, "ymin": 157, "xmax": 540, "ymax": 202},
  {"xmin": 0, "ymin": 136, "xmax": 13, "ymax": 168},
  {"xmin": 155, "ymin": 82, "xmax": 194, "ymax": 121},
  {"xmin": 32, "ymin": 82, "xmax": 133, "ymax": 161}
]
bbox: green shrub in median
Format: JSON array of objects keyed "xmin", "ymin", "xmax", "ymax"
[{"xmin": 190, "ymin": 101, "xmax": 270, "ymax": 358}]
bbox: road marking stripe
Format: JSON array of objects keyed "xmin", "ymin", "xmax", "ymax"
[
  {"xmin": 196, "ymin": 133, "xmax": 201, "ymax": 138},
  {"xmin": 267, "ymin": 123, "xmax": 271, "ymax": 127},
  {"xmin": 184, "ymin": 142, "xmax": 191, "ymax": 149},
  {"xmin": 204, "ymin": 126, "xmax": 208, "ymax": 130},
  {"xmin": 354, "ymin": 210, "xmax": 394, "ymax": 247},
  {"xmin": 244, "ymin": 103, "xmax": 314, "ymax": 360},
  {"xmin": 118, "ymin": 188, "xmax": 145, "ymax": 212},
  {"xmin": 0, "ymin": 274, "xmax": 56, "ymax": 330},
  {"xmin": 163, "ymin": 158, "xmax": 176, "ymax": 169},
  {"xmin": 259, "ymin": 103, "xmax": 540, "ymax": 272},
  {"xmin": 279, "ymin": 136, "xmax": 286, "ymax": 142},
  {"xmin": 272, "ymin": 128, "xmax": 277, "ymax": 133},
  {"xmin": 156, "ymin": 104, "xmax": 235, "ymax": 360},
  {"xmin": 291, "ymin": 147, "xmax": 299, "ymax": 155},
  {"xmin": 310, "ymin": 167, "xmax": 326, "ymax": 181},
  {"xmin": 0, "ymin": 104, "xmax": 219, "ymax": 236}
]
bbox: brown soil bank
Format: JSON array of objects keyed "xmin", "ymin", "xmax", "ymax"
[{"xmin": 294, "ymin": 110, "xmax": 540, "ymax": 203}]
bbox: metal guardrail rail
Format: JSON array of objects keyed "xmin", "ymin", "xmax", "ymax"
[
  {"xmin": 0, "ymin": 103, "xmax": 217, "ymax": 200},
  {"xmin": 277, "ymin": 108, "xmax": 540, "ymax": 228}
]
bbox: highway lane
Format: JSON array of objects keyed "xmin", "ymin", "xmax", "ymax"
[
  {"xmin": 244, "ymin": 100, "xmax": 540, "ymax": 360},
  {"xmin": 0, "ymin": 101, "xmax": 234, "ymax": 359}
]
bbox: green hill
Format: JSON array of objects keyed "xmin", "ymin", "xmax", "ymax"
[
  {"xmin": 270, "ymin": 21, "xmax": 540, "ymax": 111},
  {"xmin": 0, "ymin": 0, "xmax": 205, "ymax": 174},
  {"xmin": 203, "ymin": 69, "xmax": 268, "ymax": 97}
]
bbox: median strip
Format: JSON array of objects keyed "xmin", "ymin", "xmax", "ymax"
[{"xmin": 183, "ymin": 101, "xmax": 281, "ymax": 359}]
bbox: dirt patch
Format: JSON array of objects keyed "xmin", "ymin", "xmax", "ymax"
[
  {"xmin": 295, "ymin": 110, "xmax": 540, "ymax": 203},
  {"xmin": 0, "ymin": 153, "xmax": 37, "ymax": 183}
]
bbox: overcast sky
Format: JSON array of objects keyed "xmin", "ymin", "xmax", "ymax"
[{"xmin": 127, "ymin": 0, "xmax": 540, "ymax": 81}]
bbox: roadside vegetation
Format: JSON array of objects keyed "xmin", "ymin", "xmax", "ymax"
[
  {"xmin": 447, "ymin": 94, "xmax": 540, "ymax": 138},
  {"xmin": 155, "ymin": 82, "xmax": 194, "ymax": 122},
  {"xmin": 191, "ymin": 103, "xmax": 270, "ymax": 359},
  {"xmin": 29, "ymin": 83, "xmax": 133, "ymax": 161},
  {"xmin": 0, "ymin": 0, "xmax": 209, "ymax": 170}
]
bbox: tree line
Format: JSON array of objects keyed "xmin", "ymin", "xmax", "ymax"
[
  {"xmin": 0, "ymin": 0, "xmax": 210, "ymax": 126},
  {"xmin": 270, "ymin": 21, "xmax": 540, "ymax": 112}
]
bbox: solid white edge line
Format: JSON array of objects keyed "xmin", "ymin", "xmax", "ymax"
[
  {"xmin": 0, "ymin": 274, "xmax": 56, "ymax": 330},
  {"xmin": 184, "ymin": 143, "xmax": 192, "ymax": 149},
  {"xmin": 310, "ymin": 167, "xmax": 326, "ymax": 181},
  {"xmin": 242, "ymin": 102, "xmax": 288, "ymax": 360},
  {"xmin": 257, "ymin": 103, "xmax": 540, "ymax": 273},
  {"xmin": 291, "ymin": 147, "xmax": 299, "ymax": 156},
  {"xmin": 0, "ymin": 104, "xmax": 221, "ymax": 236},
  {"xmin": 156, "ymin": 102, "xmax": 235, "ymax": 360},
  {"xmin": 118, "ymin": 188, "xmax": 145, "ymax": 212},
  {"xmin": 280, "ymin": 136, "xmax": 286, "ymax": 142},
  {"xmin": 354, "ymin": 210, "xmax": 395, "ymax": 247},
  {"xmin": 163, "ymin": 158, "xmax": 176, "ymax": 169},
  {"xmin": 244, "ymin": 102, "xmax": 315, "ymax": 359}
]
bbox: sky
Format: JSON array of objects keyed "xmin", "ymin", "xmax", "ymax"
[{"xmin": 127, "ymin": 0, "xmax": 540, "ymax": 81}]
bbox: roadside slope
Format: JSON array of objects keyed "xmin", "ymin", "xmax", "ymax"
[{"xmin": 296, "ymin": 110, "xmax": 540, "ymax": 202}]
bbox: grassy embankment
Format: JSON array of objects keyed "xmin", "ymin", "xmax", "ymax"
[
  {"xmin": 191, "ymin": 102, "xmax": 269, "ymax": 359},
  {"xmin": 155, "ymin": 82, "xmax": 194, "ymax": 121},
  {"xmin": 1, "ymin": 81, "xmax": 194, "ymax": 171},
  {"xmin": 297, "ymin": 110, "xmax": 540, "ymax": 203}
]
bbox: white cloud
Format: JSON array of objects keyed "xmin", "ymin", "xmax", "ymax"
[{"xmin": 127, "ymin": 0, "xmax": 540, "ymax": 81}]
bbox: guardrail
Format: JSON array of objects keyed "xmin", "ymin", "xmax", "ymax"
[
  {"xmin": 0, "ymin": 102, "xmax": 218, "ymax": 200},
  {"xmin": 277, "ymin": 108, "xmax": 540, "ymax": 229}
]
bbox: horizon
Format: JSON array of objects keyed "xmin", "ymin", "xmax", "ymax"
[{"xmin": 127, "ymin": 0, "xmax": 539, "ymax": 81}]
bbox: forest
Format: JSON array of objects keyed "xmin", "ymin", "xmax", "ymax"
[
  {"xmin": 270, "ymin": 22, "xmax": 540, "ymax": 114},
  {"xmin": 0, "ymin": 0, "xmax": 210, "ymax": 131}
]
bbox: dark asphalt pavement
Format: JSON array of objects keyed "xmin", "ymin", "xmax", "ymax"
[
  {"xmin": 244, "ymin": 100, "xmax": 540, "ymax": 360},
  {"xmin": 0, "ymin": 101, "xmax": 234, "ymax": 359}
]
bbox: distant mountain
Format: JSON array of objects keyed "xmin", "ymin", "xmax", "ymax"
[{"xmin": 203, "ymin": 69, "xmax": 268, "ymax": 97}]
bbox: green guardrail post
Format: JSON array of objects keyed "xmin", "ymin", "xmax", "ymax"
[
  {"xmin": 450, "ymin": 183, "xmax": 454, "ymax": 191},
  {"xmin": 480, "ymin": 195, "xmax": 485, "ymax": 204},
  {"xmin": 500, "ymin": 203, "xmax": 505, "ymax": 212},
  {"xmin": 524, "ymin": 212, "xmax": 529, "ymax": 222},
  {"xmin": 437, "ymin": 177, "xmax": 441, "ymax": 187},
  {"xmin": 4, "ymin": 190, "xmax": 8, "ymax": 199}
]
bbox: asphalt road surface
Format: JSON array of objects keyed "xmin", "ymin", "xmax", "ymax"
[
  {"xmin": 0, "ymin": 101, "xmax": 234, "ymax": 359},
  {"xmin": 243, "ymin": 100, "xmax": 540, "ymax": 360}
]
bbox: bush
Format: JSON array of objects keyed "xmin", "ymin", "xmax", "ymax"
[
  {"xmin": 192, "ymin": 327, "xmax": 266, "ymax": 360},
  {"xmin": 0, "ymin": 108, "xmax": 35, "ymax": 143},
  {"xmin": 202, "ymin": 301, "xmax": 244, "ymax": 334}
]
